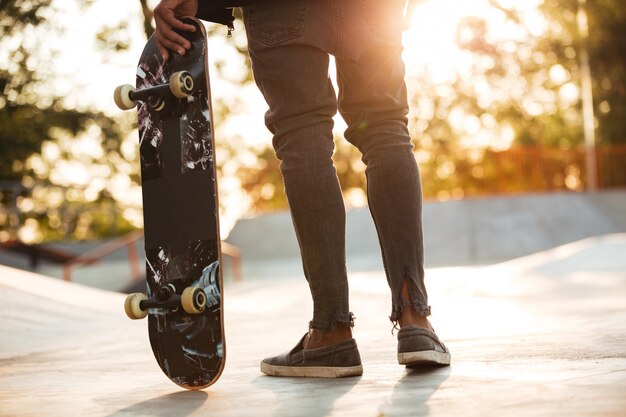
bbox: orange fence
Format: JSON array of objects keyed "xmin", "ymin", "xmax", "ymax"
[
  {"xmin": 420, "ymin": 144, "xmax": 626, "ymax": 199},
  {"xmin": 597, "ymin": 145, "xmax": 626, "ymax": 188}
]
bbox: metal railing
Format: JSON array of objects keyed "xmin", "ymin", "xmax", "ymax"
[
  {"xmin": 62, "ymin": 230, "xmax": 243, "ymax": 283},
  {"xmin": 62, "ymin": 229, "xmax": 143, "ymax": 282}
]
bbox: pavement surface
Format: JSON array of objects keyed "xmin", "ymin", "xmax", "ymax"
[{"xmin": 1, "ymin": 233, "xmax": 625, "ymax": 416}]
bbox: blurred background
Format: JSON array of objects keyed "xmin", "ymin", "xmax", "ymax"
[{"xmin": 0, "ymin": 0, "xmax": 624, "ymax": 290}]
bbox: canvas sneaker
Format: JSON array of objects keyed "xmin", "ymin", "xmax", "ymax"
[
  {"xmin": 397, "ymin": 325, "xmax": 451, "ymax": 366},
  {"xmin": 260, "ymin": 333, "xmax": 363, "ymax": 378}
]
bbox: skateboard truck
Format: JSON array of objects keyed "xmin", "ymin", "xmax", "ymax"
[
  {"xmin": 113, "ymin": 70, "xmax": 195, "ymax": 112},
  {"xmin": 124, "ymin": 283, "xmax": 207, "ymax": 320}
]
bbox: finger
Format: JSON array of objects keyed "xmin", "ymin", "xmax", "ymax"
[
  {"xmin": 158, "ymin": 30, "xmax": 191, "ymax": 55},
  {"xmin": 154, "ymin": 21, "xmax": 175, "ymax": 59},
  {"xmin": 159, "ymin": 13, "xmax": 196, "ymax": 33},
  {"xmin": 155, "ymin": 5, "xmax": 196, "ymax": 33},
  {"xmin": 156, "ymin": 41, "xmax": 170, "ymax": 61},
  {"xmin": 154, "ymin": 17, "xmax": 191, "ymax": 51},
  {"xmin": 164, "ymin": 13, "xmax": 196, "ymax": 33},
  {"xmin": 161, "ymin": 28, "xmax": 192, "ymax": 51},
  {"xmin": 156, "ymin": 16, "xmax": 193, "ymax": 48},
  {"xmin": 156, "ymin": 34, "xmax": 188, "ymax": 57}
]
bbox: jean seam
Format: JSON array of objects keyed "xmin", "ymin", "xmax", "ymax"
[
  {"xmin": 365, "ymin": 172, "xmax": 392, "ymax": 286},
  {"xmin": 332, "ymin": 0, "xmax": 342, "ymax": 56}
]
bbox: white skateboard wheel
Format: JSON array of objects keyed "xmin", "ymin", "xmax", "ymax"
[
  {"xmin": 181, "ymin": 287, "xmax": 206, "ymax": 315},
  {"xmin": 169, "ymin": 71, "xmax": 194, "ymax": 98},
  {"xmin": 124, "ymin": 293, "xmax": 148, "ymax": 320},
  {"xmin": 113, "ymin": 84, "xmax": 137, "ymax": 110}
]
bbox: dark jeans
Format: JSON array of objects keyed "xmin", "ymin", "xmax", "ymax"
[{"xmin": 243, "ymin": 0, "xmax": 430, "ymax": 331}]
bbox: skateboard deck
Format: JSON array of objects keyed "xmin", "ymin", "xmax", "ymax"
[{"xmin": 115, "ymin": 17, "xmax": 225, "ymax": 390}]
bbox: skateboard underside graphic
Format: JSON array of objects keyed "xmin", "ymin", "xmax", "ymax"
[{"xmin": 116, "ymin": 17, "xmax": 225, "ymax": 389}]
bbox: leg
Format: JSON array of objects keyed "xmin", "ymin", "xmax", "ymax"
[
  {"xmin": 244, "ymin": 6, "xmax": 352, "ymax": 333},
  {"xmin": 337, "ymin": 43, "xmax": 431, "ymax": 326},
  {"xmin": 243, "ymin": 2, "xmax": 363, "ymax": 376},
  {"xmin": 335, "ymin": 0, "xmax": 450, "ymax": 366}
]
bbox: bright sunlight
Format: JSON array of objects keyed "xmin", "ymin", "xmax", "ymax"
[{"xmin": 403, "ymin": 0, "xmax": 545, "ymax": 81}]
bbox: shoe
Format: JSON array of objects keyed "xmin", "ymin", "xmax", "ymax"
[
  {"xmin": 397, "ymin": 325, "xmax": 451, "ymax": 366},
  {"xmin": 260, "ymin": 333, "xmax": 363, "ymax": 378}
]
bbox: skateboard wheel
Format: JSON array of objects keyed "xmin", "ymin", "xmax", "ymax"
[
  {"xmin": 113, "ymin": 84, "xmax": 137, "ymax": 110},
  {"xmin": 169, "ymin": 71, "xmax": 194, "ymax": 98},
  {"xmin": 124, "ymin": 293, "xmax": 148, "ymax": 320},
  {"xmin": 181, "ymin": 287, "xmax": 207, "ymax": 315}
]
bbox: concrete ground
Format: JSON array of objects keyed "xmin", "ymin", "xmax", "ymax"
[{"xmin": 1, "ymin": 233, "xmax": 625, "ymax": 416}]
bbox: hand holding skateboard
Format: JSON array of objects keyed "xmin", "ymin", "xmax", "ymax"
[{"xmin": 153, "ymin": 0, "xmax": 199, "ymax": 60}]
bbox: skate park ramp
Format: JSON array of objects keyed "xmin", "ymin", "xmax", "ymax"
[
  {"xmin": 226, "ymin": 190, "xmax": 626, "ymax": 277},
  {"xmin": 1, "ymin": 232, "xmax": 625, "ymax": 416}
]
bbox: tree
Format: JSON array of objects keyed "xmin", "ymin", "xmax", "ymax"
[
  {"xmin": 451, "ymin": 0, "xmax": 626, "ymax": 147},
  {"xmin": 1, "ymin": 0, "xmax": 260, "ymax": 241},
  {"xmin": 403, "ymin": 0, "xmax": 626, "ymax": 196},
  {"xmin": 543, "ymin": 0, "xmax": 626, "ymax": 145},
  {"xmin": 0, "ymin": 0, "xmax": 139, "ymax": 242}
]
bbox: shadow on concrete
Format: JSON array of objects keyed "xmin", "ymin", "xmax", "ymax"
[
  {"xmin": 105, "ymin": 390, "xmax": 208, "ymax": 417},
  {"xmin": 252, "ymin": 375, "xmax": 361, "ymax": 417},
  {"xmin": 379, "ymin": 367, "xmax": 451, "ymax": 417}
]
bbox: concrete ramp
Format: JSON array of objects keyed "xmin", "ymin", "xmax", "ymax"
[
  {"xmin": 1, "ymin": 234, "xmax": 625, "ymax": 416},
  {"xmin": 227, "ymin": 191, "xmax": 626, "ymax": 273}
]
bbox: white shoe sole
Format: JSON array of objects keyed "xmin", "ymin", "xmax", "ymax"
[
  {"xmin": 398, "ymin": 350, "xmax": 451, "ymax": 366},
  {"xmin": 260, "ymin": 362, "xmax": 363, "ymax": 378}
]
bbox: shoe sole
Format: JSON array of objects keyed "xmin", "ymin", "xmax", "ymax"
[
  {"xmin": 260, "ymin": 362, "xmax": 363, "ymax": 378},
  {"xmin": 398, "ymin": 350, "xmax": 451, "ymax": 366}
]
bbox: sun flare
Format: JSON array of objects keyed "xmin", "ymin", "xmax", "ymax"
[
  {"xmin": 400, "ymin": 0, "xmax": 547, "ymax": 149},
  {"xmin": 402, "ymin": 0, "xmax": 545, "ymax": 80}
]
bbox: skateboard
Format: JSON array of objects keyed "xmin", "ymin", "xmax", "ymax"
[{"xmin": 114, "ymin": 17, "xmax": 225, "ymax": 390}]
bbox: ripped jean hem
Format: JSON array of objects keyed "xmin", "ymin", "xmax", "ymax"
[
  {"xmin": 389, "ymin": 301, "xmax": 431, "ymax": 331},
  {"xmin": 309, "ymin": 312, "xmax": 356, "ymax": 332}
]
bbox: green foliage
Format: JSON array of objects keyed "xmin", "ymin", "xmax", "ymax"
[
  {"xmin": 401, "ymin": 0, "xmax": 626, "ymax": 200},
  {"xmin": 1, "ymin": 0, "xmax": 53, "ymax": 179},
  {"xmin": 0, "ymin": 104, "xmax": 92, "ymax": 180},
  {"xmin": 0, "ymin": 0, "xmax": 51, "ymax": 28},
  {"xmin": 567, "ymin": 0, "xmax": 626, "ymax": 144},
  {"xmin": 95, "ymin": 22, "xmax": 132, "ymax": 53},
  {"xmin": 2, "ymin": 0, "xmax": 624, "ymax": 243},
  {"xmin": 452, "ymin": 0, "xmax": 626, "ymax": 147},
  {"xmin": 237, "ymin": 136, "xmax": 368, "ymax": 214},
  {"xmin": 237, "ymin": 146, "xmax": 286, "ymax": 213},
  {"xmin": 138, "ymin": 0, "xmax": 155, "ymax": 39},
  {"xmin": 0, "ymin": 0, "xmax": 140, "ymax": 243}
]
